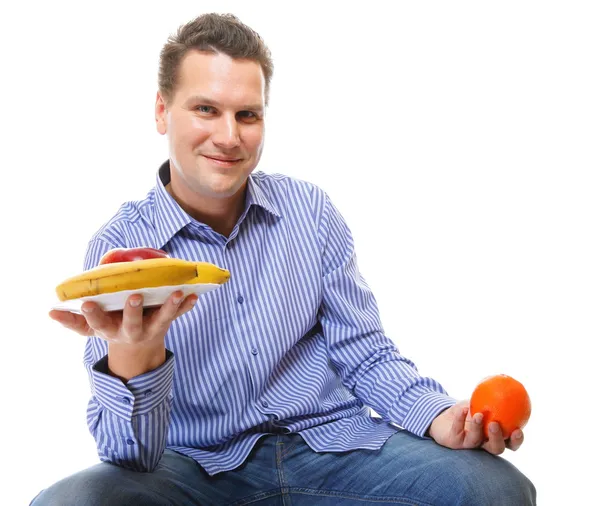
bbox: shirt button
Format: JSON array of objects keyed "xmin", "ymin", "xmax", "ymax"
[
  {"xmin": 144, "ymin": 390, "xmax": 153, "ymax": 397},
  {"xmin": 251, "ymin": 348, "xmax": 258, "ymax": 355},
  {"xmin": 121, "ymin": 397, "xmax": 131, "ymax": 404},
  {"xmin": 126, "ymin": 439, "xmax": 135, "ymax": 445},
  {"xmin": 237, "ymin": 295, "xmax": 244, "ymax": 304},
  {"xmin": 262, "ymin": 400, "xmax": 269, "ymax": 408}
]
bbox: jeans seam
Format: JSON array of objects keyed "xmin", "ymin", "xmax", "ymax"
[
  {"xmin": 227, "ymin": 489, "xmax": 283, "ymax": 506},
  {"xmin": 285, "ymin": 487, "xmax": 435, "ymax": 506},
  {"xmin": 276, "ymin": 436, "xmax": 292, "ymax": 506},
  {"xmin": 279, "ymin": 442, "xmax": 296, "ymax": 460}
]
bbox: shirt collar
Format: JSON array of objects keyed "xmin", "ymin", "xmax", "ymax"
[
  {"xmin": 152, "ymin": 160, "xmax": 281, "ymax": 248},
  {"xmin": 245, "ymin": 171, "xmax": 282, "ymax": 220},
  {"xmin": 152, "ymin": 161, "xmax": 192, "ymax": 249}
]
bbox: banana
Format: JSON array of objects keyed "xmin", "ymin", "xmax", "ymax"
[{"xmin": 56, "ymin": 258, "xmax": 230, "ymax": 301}]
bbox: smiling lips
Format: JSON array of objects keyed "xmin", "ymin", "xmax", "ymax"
[{"xmin": 203, "ymin": 154, "xmax": 243, "ymax": 167}]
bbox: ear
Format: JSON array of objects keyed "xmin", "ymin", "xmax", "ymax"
[{"xmin": 155, "ymin": 92, "xmax": 168, "ymax": 135}]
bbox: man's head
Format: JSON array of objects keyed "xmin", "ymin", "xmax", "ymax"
[
  {"xmin": 155, "ymin": 13, "xmax": 273, "ymax": 205},
  {"xmin": 158, "ymin": 13, "xmax": 274, "ymax": 108}
]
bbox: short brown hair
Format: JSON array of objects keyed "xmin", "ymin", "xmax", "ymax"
[{"xmin": 159, "ymin": 13, "xmax": 274, "ymax": 106}]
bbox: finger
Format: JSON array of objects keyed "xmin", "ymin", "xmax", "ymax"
[
  {"xmin": 146, "ymin": 291, "xmax": 186, "ymax": 334},
  {"xmin": 482, "ymin": 422, "xmax": 506, "ymax": 455},
  {"xmin": 464, "ymin": 412, "xmax": 485, "ymax": 448},
  {"xmin": 121, "ymin": 294, "xmax": 145, "ymax": 341},
  {"xmin": 450, "ymin": 405, "xmax": 469, "ymax": 436},
  {"xmin": 173, "ymin": 294, "xmax": 198, "ymax": 319},
  {"xmin": 81, "ymin": 302, "xmax": 118, "ymax": 337},
  {"xmin": 49, "ymin": 309, "xmax": 93, "ymax": 336},
  {"xmin": 506, "ymin": 429, "xmax": 524, "ymax": 452}
]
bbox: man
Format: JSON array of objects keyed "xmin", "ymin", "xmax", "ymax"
[{"xmin": 34, "ymin": 13, "xmax": 536, "ymax": 505}]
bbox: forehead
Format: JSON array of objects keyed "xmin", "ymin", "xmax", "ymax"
[{"xmin": 175, "ymin": 50, "xmax": 265, "ymax": 106}]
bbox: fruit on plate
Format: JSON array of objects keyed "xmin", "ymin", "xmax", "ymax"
[
  {"xmin": 469, "ymin": 374, "xmax": 531, "ymax": 439},
  {"xmin": 99, "ymin": 247, "xmax": 169, "ymax": 264},
  {"xmin": 55, "ymin": 248, "xmax": 230, "ymax": 301}
]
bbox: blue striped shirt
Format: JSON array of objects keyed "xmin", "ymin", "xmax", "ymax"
[{"xmin": 82, "ymin": 161, "xmax": 457, "ymax": 475}]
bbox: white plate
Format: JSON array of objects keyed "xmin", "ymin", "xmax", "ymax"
[{"xmin": 50, "ymin": 283, "xmax": 221, "ymax": 314}]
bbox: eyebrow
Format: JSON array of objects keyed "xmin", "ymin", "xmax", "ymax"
[{"xmin": 185, "ymin": 95, "xmax": 264, "ymax": 112}]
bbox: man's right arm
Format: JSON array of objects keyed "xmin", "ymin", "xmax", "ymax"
[{"xmin": 82, "ymin": 238, "xmax": 176, "ymax": 472}]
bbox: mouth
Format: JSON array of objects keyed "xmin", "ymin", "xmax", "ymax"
[{"xmin": 202, "ymin": 154, "xmax": 243, "ymax": 167}]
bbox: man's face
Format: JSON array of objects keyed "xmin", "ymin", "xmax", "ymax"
[{"xmin": 156, "ymin": 50, "xmax": 266, "ymax": 200}]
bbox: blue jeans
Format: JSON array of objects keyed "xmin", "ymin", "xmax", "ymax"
[{"xmin": 31, "ymin": 431, "xmax": 535, "ymax": 505}]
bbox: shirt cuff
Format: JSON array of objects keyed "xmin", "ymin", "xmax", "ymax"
[
  {"xmin": 389, "ymin": 391, "xmax": 457, "ymax": 438},
  {"xmin": 90, "ymin": 350, "xmax": 175, "ymax": 420}
]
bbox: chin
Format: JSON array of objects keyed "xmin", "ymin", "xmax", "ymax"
[
  {"xmin": 206, "ymin": 172, "xmax": 250, "ymax": 193},
  {"xmin": 204, "ymin": 179, "xmax": 245, "ymax": 199}
]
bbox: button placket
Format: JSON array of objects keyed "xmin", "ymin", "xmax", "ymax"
[{"xmin": 224, "ymin": 236, "xmax": 263, "ymax": 413}]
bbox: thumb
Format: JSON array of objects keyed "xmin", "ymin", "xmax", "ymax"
[{"xmin": 49, "ymin": 309, "xmax": 93, "ymax": 336}]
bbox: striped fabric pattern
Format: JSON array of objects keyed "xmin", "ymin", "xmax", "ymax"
[{"xmin": 81, "ymin": 161, "xmax": 456, "ymax": 475}]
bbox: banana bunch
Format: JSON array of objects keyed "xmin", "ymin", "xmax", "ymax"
[{"xmin": 56, "ymin": 258, "xmax": 230, "ymax": 301}]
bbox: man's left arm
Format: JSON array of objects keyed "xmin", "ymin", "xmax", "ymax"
[
  {"xmin": 316, "ymin": 192, "xmax": 525, "ymax": 453},
  {"xmin": 316, "ymin": 192, "xmax": 456, "ymax": 438}
]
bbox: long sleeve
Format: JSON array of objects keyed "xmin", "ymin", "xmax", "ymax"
[
  {"xmin": 317, "ymin": 194, "xmax": 457, "ymax": 437},
  {"xmin": 82, "ymin": 238, "xmax": 175, "ymax": 472}
]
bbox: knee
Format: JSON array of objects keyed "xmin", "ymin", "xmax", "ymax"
[
  {"xmin": 30, "ymin": 464, "xmax": 163, "ymax": 506},
  {"xmin": 452, "ymin": 454, "xmax": 536, "ymax": 506}
]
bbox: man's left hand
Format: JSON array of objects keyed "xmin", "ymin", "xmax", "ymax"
[{"xmin": 427, "ymin": 400, "xmax": 524, "ymax": 455}]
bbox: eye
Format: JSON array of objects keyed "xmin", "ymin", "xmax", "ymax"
[
  {"xmin": 196, "ymin": 105, "xmax": 215, "ymax": 114},
  {"xmin": 237, "ymin": 111, "xmax": 259, "ymax": 122}
]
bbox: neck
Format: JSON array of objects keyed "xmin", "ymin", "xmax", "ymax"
[{"xmin": 165, "ymin": 181, "xmax": 247, "ymax": 238}]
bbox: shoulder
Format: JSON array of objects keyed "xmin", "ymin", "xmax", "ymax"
[
  {"xmin": 251, "ymin": 170, "xmax": 329, "ymax": 221},
  {"xmin": 87, "ymin": 187, "xmax": 158, "ymax": 248}
]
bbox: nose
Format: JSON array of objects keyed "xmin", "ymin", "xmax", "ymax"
[{"xmin": 212, "ymin": 113, "xmax": 241, "ymax": 149}]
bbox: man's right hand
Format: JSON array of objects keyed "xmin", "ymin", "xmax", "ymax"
[{"xmin": 49, "ymin": 291, "xmax": 197, "ymax": 381}]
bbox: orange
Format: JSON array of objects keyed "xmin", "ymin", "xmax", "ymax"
[{"xmin": 469, "ymin": 374, "xmax": 531, "ymax": 439}]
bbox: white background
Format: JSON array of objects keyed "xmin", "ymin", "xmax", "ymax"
[{"xmin": 1, "ymin": 1, "xmax": 598, "ymax": 504}]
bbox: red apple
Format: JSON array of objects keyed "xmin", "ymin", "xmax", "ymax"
[{"xmin": 99, "ymin": 247, "xmax": 169, "ymax": 265}]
